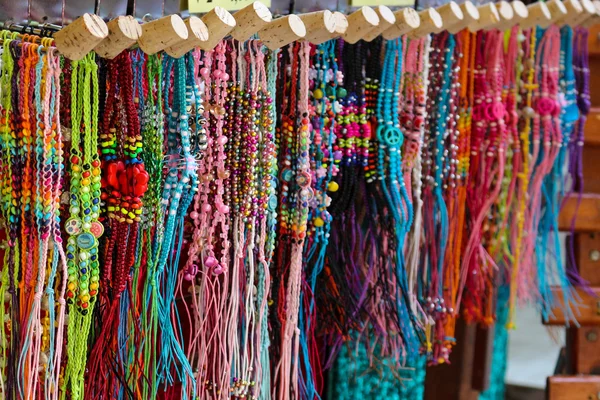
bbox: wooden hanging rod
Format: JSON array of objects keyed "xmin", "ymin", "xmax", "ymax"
[{"xmin": 6, "ymin": 0, "xmax": 598, "ymax": 61}]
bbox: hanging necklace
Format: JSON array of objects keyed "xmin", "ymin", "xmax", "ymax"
[{"xmin": 62, "ymin": 52, "xmax": 102, "ymax": 400}]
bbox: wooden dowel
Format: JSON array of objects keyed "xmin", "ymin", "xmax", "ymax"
[
  {"xmin": 490, "ymin": 1, "xmax": 515, "ymax": 30},
  {"xmin": 316, "ymin": 12, "xmax": 348, "ymax": 44},
  {"xmin": 448, "ymin": 1, "xmax": 480, "ymax": 34},
  {"xmin": 332, "ymin": 12, "xmax": 349, "ymax": 35},
  {"xmin": 343, "ymin": 6, "xmax": 380, "ymax": 44},
  {"xmin": 511, "ymin": 1, "xmax": 529, "ymax": 24},
  {"xmin": 299, "ymin": 10, "xmax": 336, "ymax": 44},
  {"xmin": 382, "ymin": 8, "xmax": 420, "ymax": 39},
  {"xmin": 164, "ymin": 17, "xmax": 209, "ymax": 58},
  {"xmin": 436, "ymin": 1, "xmax": 464, "ymax": 33},
  {"xmin": 469, "ymin": 3, "xmax": 500, "ymax": 31},
  {"xmin": 555, "ymin": 0, "xmax": 584, "ymax": 26},
  {"xmin": 582, "ymin": 0, "xmax": 600, "ymax": 26},
  {"xmin": 54, "ymin": 14, "xmax": 108, "ymax": 60},
  {"xmin": 574, "ymin": 0, "xmax": 597, "ymax": 25},
  {"xmin": 258, "ymin": 15, "xmax": 306, "ymax": 50},
  {"xmin": 520, "ymin": 1, "xmax": 552, "ymax": 29},
  {"xmin": 94, "ymin": 16, "xmax": 141, "ymax": 59},
  {"xmin": 200, "ymin": 6, "xmax": 236, "ymax": 50},
  {"xmin": 137, "ymin": 15, "xmax": 188, "ymax": 55},
  {"xmin": 540, "ymin": 0, "xmax": 568, "ymax": 27},
  {"xmin": 230, "ymin": 1, "xmax": 272, "ymax": 42},
  {"xmin": 363, "ymin": 6, "xmax": 395, "ymax": 42},
  {"xmin": 407, "ymin": 8, "xmax": 443, "ymax": 38}
]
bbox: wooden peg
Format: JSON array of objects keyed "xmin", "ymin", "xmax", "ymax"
[
  {"xmin": 299, "ymin": 10, "xmax": 336, "ymax": 44},
  {"xmin": 200, "ymin": 7, "xmax": 236, "ymax": 50},
  {"xmin": 407, "ymin": 8, "xmax": 443, "ymax": 38},
  {"xmin": 137, "ymin": 15, "xmax": 188, "ymax": 55},
  {"xmin": 332, "ymin": 12, "xmax": 349, "ymax": 35},
  {"xmin": 317, "ymin": 12, "xmax": 348, "ymax": 44},
  {"xmin": 448, "ymin": 1, "xmax": 479, "ymax": 34},
  {"xmin": 94, "ymin": 16, "xmax": 141, "ymax": 59},
  {"xmin": 164, "ymin": 17, "xmax": 209, "ymax": 58},
  {"xmin": 469, "ymin": 3, "xmax": 500, "ymax": 31},
  {"xmin": 540, "ymin": 0, "xmax": 568, "ymax": 27},
  {"xmin": 258, "ymin": 15, "xmax": 306, "ymax": 50},
  {"xmin": 582, "ymin": 0, "xmax": 600, "ymax": 26},
  {"xmin": 555, "ymin": 0, "xmax": 584, "ymax": 25},
  {"xmin": 343, "ymin": 6, "xmax": 380, "ymax": 44},
  {"xmin": 436, "ymin": 1, "xmax": 464, "ymax": 33},
  {"xmin": 54, "ymin": 14, "xmax": 108, "ymax": 60},
  {"xmin": 363, "ymin": 6, "xmax": 395, "ymax": 41},
  {"xmin": 382, "ymin": 8, "xmax": 420, "ymax": 40},
  {"xmin": 574, "ymin": 0, "xmax": 597, "ymax": 25},
  {"xmin": 520, "ymin": 1, "xmax": 551, "ymax": 29},
  {"xmin": 230, "ymin": 1, "xmax": 272, "ymax": 42},
  {"xmin": 490, "ymin": 1, "xmax": 515, "ymax": 30},
  {"xmin": 511, "ymin": 1, "xmax": 529, "ymax": 24}
]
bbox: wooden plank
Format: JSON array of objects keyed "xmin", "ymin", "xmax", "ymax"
[
  {"xmin": 559, "ymin": 194, "xmax": 600, "ymax": 233},
  {"xmin": 566, "ymin": 327, "xmax": 600, "ymax": 374},
  {"xmin": 584, "ymin": 110, "xmax": 600, "ymax": 146},
  {"xmin": 545, "ymin": 287, "xmax": 600, "ymax": 326},
  {"xmin": 424, "ymin": 320, "xmax": 479, "ymax": 400},
  {"xmin": 574, "ymin": 233, "xmax": 600, "ymax": 286},
  {"xmin": 471, "ymin": 324, "xmax": 494, "ymax": 391},
  {"xmin": 588, "ymin": 25, "xmax": 600, "ymax": 56},
  {"xmin": 583, "ymin": 146, "xmax": 600, "ymax": 194},
  {"xmin": 547, "ymin": 375, "xmax": 600, "ymax": 400}
]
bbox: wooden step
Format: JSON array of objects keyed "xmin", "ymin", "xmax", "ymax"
[
  {"xmin": 547, "ymin": 375, "xmax": 600, "ymax": 400},
  {"xmin": 544, "ymin": 287, "xmax": 600, "ymax": 326},
  {"xmin": 559, "ymin": 194, "xmax": 600, "ymax": 232}
]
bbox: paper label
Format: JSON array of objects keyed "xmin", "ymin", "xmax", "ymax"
[{"xmin": 188, "ymin": 0, "xmax": 272, "ymax": 13}]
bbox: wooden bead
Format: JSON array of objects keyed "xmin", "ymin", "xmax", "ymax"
[
  {"xmin": 343, "ymin": 6, "xmax": 380, "ymax": 44},
  {"xmin": 436, "ymin": 1, "xmax": 464, "ymax": 33},
  {"xmin": 382, "ymin": 8, "xmax": 420, "ymax": 39},
  {"xmin": 94, "ymin": 16, "xmax": 141, "ymax": 59},
  {"xmin": 407, "ymin": 8, "xmax": 443, "ymax": 38},
  {"xmin": 54, "ymin": 14, "xmax": 108, "ymax": 61},
  {"xmin": 363, "ymin": 6, "xmax": 395, "ymax": 42},
  {"xmin": 520, "ymin": 1, "xmax": 552, "ymax": 30},
  {"xmin": 200, "ymin": 7, "xmax": 236, "ymax": 50},
  {"xmin": 230, "ymin": 1, "xmax": 272, "ymax": 42},
  {"xmin": 258, "ymin": 15, "xmax": 306, "ymax": 50},
  {"xmin": 137, "ymin": 15, "xmax": 188, "ymax": 55},
  {"xmin": 469, "ymin": 3, "xmax": 500, "ymax": 31},
  {"xmin": 164, "ymin": 17, "xmax": 209, "ymax": 58},
  {"xmin": 299, "ymin": 10, "xmax": 336, "ymax": 44},
  {"xmin": 448, "ymin": 1, "xmax": 480, "ymax": 34}
]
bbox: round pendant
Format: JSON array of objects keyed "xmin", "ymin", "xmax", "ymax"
[
  {"xmin": 90, "ymin": 221, "xmax": 104, "ymax": 238},
  {"xmin": 77, "ymin": 233, "xmax": 96, "ymax": 250},
  {"xmin": 65, "ymin": 218, "xmax": 82, "ymax": 235}
]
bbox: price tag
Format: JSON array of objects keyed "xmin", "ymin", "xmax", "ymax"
[
  {"xmin": 349, "ymin": 0, "xmax": 414, "ymax": 6},
  {"xmin": 188, "ymin": 0, "xmax": 272, "ymax": 13}
]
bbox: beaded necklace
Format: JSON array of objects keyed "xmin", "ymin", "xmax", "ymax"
[
  {"xmin": 86, "ymin": 49, "xmax": 148, "ymax": 398},
  {"xmin": 63, "ymin": 52, "xmax": 102, "ymax": 400},
  {"xmin": 273, "ymin": 41, "xmax": 310, "ymax": 400},
  {"xmin": 459, "ymin": 29, "xmax": 506, "ymax": 325},
  {"xmin": 379, "ymin": 37, "xmax": 421, "ymax": 361}
]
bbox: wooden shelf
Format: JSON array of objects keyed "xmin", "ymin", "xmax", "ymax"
[
  {"xmin": 559, "ymin": 194, "xmax": 600, "ymax": 232},
  {"xmin": 547, "ymin": 375, "xmax": 600, "ymax": 400},
  {"xmin": 545, "ymin": 287, "xmax": 600, "ymax": 326}
]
